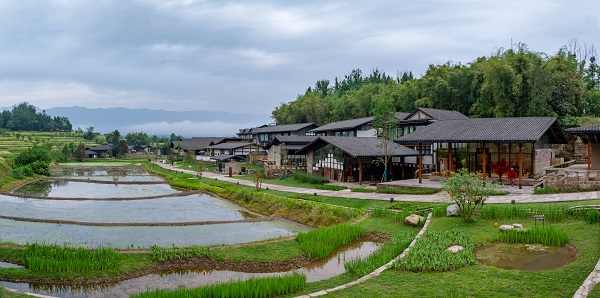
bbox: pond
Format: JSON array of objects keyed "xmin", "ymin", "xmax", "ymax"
[
  {"xmin": 0, "ymin": 194, "xmax": 258, "ymax": 223},
  {"xmin": 0, "ymin": 241, "xmax": 380, "ymax": 298},
  {"xmin": 475, "ymin": 242, "xmax": 577, "ymax": 271},
  {"xmin": 12, "ymin": 180, "xmax": 178, "ymax": 198},
  {"xmin": 0, "ymin": 218, "xmax": 306, "ymax": 248}
]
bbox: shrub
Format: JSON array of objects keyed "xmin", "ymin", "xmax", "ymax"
[
  {"xmin": 314, "ymin": 184, "xmax": 346, "ymax": 191},
  {"xmin": 29, "ymin": 160, "xmax": 50, "ymax": 176},
  {"xmin": 11, "ymin": 165, "xmax": 34, "ymax": 179},
  {"xmin": 440, "ymin": 167, "xmax": 498, "ymax": 223},
  {"xmin": 350, "ymin": 187, "xmax": 373, "ymax": 193},
  {"xmin": 534, "ymin": 187, "xmax": 557, "ymax": 194},
  {"xmin": 375, "ymin": 187, "xmax": 438, "ymax": 195},
  {"xmin": 292, "ymin": 171, "xmax": 329, "ymax": 184}
]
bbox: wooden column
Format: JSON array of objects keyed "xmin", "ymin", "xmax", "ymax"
[
  {"xmin": 418, "ymin": 142, "xmax": 423, "ymax": 184},
  {"xmin": 448, "ymin": 142, "xmax": 453, "ymax": 172},
  {"xmin": 588, "ymin": 136, "xmax": 592, "ymax": 173},
  {"xmin": 482, "ymin": 143, "xmax": 487, "ymax": 183},
  {"xmin": 401, "ymin": 156, "xmax": 405, "ymax": 180},
  {"xmin": 359, "ymin": 158, "xmax": 363, "ymax": 185},
  {"xmin": 518, "ymin": 143, "xmax": 523, "ymax": 189}
]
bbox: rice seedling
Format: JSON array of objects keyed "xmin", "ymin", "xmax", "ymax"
[
  {"xmin": 393, "ymin": 230, "xmax": 475, "ymax": 272},
  {"xmin": 150, "ymin": 245, "xmax": 211, "ymax": 262},
  {"xmin": 314, "ymin": 184, "xmax": 347, "ymax": 191},
  {"xmin": 345, "ymin": 233, "xmax": 414, "ymax": 277},
  {"xmin": 497, "ymin": 226, "xmax": 568, "ymax": 246},
  {"xmin": 22, "ymin": 243, "xmax": 120, "ymax": 273},
  {"xmin": 585, "ymin": 209, "xmax": 599, "ymax": 223},
  {"xmin": 479, "ymin": 205, "xmax": 571, "ymax": 222},
  {"xmin": 375, "ymin": 187, "xmax": 438, "ymax": 195},
  {"xmin": 130, "ymin": 273, "xmax": 306, "ymax": 298},
  {"xmin": 296, "ymin": 224, "xmax": 364, "ymax": 260},
  {"xmin": 369, "ymin": 208, "xmax": 412, "ymax": 223}
]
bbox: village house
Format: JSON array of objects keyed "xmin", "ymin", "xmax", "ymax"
[{"xmin": 249, "ymin": 123, "xmax": 319, "ymax": 147}]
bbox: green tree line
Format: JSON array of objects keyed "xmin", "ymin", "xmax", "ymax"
[
  {"xmin": 0, "ymin": 102, "xmax": 72, "ymax": 132},
  {"xmin": 272, "ymin": 43, "xmax": 600, "ymax": 128}
]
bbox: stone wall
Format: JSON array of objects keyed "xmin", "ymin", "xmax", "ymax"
[
  {"xmin": 306, "ymin": 149, "xmax": 314, "ymax": 174},
  {"xmin": 534, "ymin": 148, "xmax": 554, "ymax": 179}
]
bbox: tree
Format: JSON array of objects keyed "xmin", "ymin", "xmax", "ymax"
[
  {"xmin": 75, "ymin": 142, "xmax": 86, "ymax": 162},
  {"xmin": 372, "ymin": 99, "xmax": 397, "ymax": 182},
  {"xmin": 83, "ymin": 126, "xmax": 96, "ymax": 140},
  {"xmin": 110, "ymin": 130, "xmax": 121, "ymax": 157},
  {"xmin": 441, "ymin": 167, "xmax": 498, "ymax": 223},
  {"xmin": 126, "ymin": 132, "xmax": 149, "ymax": 146},
  {"xmin": 118, "ymin": 140, "xmax": 128, "ymax": 159}
]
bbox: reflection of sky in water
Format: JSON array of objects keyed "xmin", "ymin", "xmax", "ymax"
[
  {"xmin": 0, "ymin": 194, "xmax": 254, "ymax": 223},
  {"xmin": 0, "ymin": 242, "xmax": 379, "ymax": 298},
  {"xmin": 0, "ymin": 218, "xmax": 307, "ymax": 248},
  {"xmin": 12, "ymin": 180, "xmax": 178, "ymax": 198},
  {"xmin": 475, "ymin": 242, "xmax": 577, "ymax": 271},
  {"xmin": 51, "ymin": 166, "xmax": 165, "ymax": 181}
]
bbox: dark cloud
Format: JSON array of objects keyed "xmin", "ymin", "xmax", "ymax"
[{"xmin": 0, "ymin": 0, "xmax": 597, "ymax": 115}]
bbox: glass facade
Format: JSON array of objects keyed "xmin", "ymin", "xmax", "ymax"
[{"xmin": 436, "ymin": 142, "xmax": 534, "ymax": 178}]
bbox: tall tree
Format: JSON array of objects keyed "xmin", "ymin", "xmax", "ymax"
[{"xmin": 372, "ymin": 99, "xmax": 397, "ymax": 182}]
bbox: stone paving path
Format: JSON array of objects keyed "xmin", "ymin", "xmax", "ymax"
[{"xmin": 156, "ymin": 162, "xmax": 600, "ymax": 204}]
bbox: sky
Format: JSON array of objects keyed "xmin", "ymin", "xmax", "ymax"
[{"xmin": 0, "ymin": 0, "xmax": 598, "ymax": 119}]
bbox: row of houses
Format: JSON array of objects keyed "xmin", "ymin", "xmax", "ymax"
[{"xmin": 173, "ymin": 107, "xmax": 584, "ymax": 189}]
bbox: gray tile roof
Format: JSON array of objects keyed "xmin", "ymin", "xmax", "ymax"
[
  {"xmin": 208, "ymin": 142, "xmax": 254, "ymax": 149},
  {"xmin": 310, "ymin": 117, "xmax": 374, "ymax": 132},
  {"xmin": 298, "ymin": 136, "xmax": 418, "ymax": 157},
  {"xmin": 417, "ymin": 107, "xmax": 469, "ymax": 121},
  {"xmin": 172, "ymin": 137, "xmax": 224, "ymax": 150},
  {"xmin": 395, "ymin": 112, "xmax": 410, "ymax": 119},
  {"xmin": 252, "ymin": 123, "xmax": 317, "ymax": 133},
  {"xmin": 210, "ymin": 154, "xmax": 246, "ymax": 161},
  {"xmin": 397, "ymin": 117, "xmax": 564, "ymax": 143},
  {"xmin": 271, "ymin": 135, "xmax": 318, "ymax": 143},
  {"xmin": 565, "ymin": 124, "xmax": 600, "ymax": 134}
]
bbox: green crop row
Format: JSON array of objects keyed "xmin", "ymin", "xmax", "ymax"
[
  {"xmin": 345, "ymin": 233, "xmax": 414, "ymax": 277},
  {"xmin": 150, "ymin": 245, "xmax": 211, "ymax": 262},
  {"xmin": 22, "ymin": 243, "xmax": 120, "ymax": 273},
  {"xmin": 393, "ymin": 230, "xmax": 475, "ymax": 272},
  {"xmin": 497, "ymin": 226, "xmax": 568, "ymax": 246},
  {"xmin": 130, "ymin": 273, "xmax": 306, "ymax": 298},
  {"xmin": 296, "ymin": 224, "xmax": 364, "ymax": 260}
]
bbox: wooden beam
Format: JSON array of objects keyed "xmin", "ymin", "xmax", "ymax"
[
  {"xmin": 418, "ymin": 142, "xmax": 423, "ymax": 184},
  {"xmin": 482, "ymin": 143, "xmax": 487, "ymax": 183},
  {"xmin": 588, "ymin": 135, "xmax": 592, "ymax": 173},
  {"xmin": 359, "ymin": 158, "xmax": 363, "ymax": 185},
  {"xmin": 518, "ymin": 143, "xmax": 523, "ymax": 189},
  {"xmin": 448, "ymin": 142, "xmax": 453, "ymax": 172}
]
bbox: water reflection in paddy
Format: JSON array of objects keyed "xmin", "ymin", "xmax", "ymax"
[
  {"xmin": 0, "ymin": 194, "xmax": 257, "ymax": 223},
  {"xmin": 0, "ymin": 218, "xmax": 307, "ymax": 248},
  {"xmin": 12, "ymin": 180, "xmax": 178, "ymax": 198},
  {"xmin": 0, "ymin": 241, "xmax": 379, "ymax": 298},
  {"xmin": 51, "ymin": 167, "xmax": 162, "ymax": 182}
]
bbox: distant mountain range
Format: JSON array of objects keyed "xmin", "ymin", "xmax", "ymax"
[{"xmin": 2, "ymin": 106, "xmax": 271, "ymax": 137}]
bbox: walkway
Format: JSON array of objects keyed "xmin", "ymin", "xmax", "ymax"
[{"xmin": 156, "ymin": 162, "xmax": 600, "ymax": 204}]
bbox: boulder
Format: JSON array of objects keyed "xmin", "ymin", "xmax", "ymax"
[
  {"xmin": 446, "ymin": 245, "xmax": 464, "ymax": 254},
  {"xmin": 404, "ymin": 214, "xmax": 425, "ymax": 227},
  {"xmin": 446, "ymin": 204, "xmax": 460, "ymax": 217},
  {"xmin": 512, "ymin": 223, "xmax": 523, "ymax": 229},
  {"xmin": 499, "ymin": 225, "xmax": 514, "ymax": 231}
]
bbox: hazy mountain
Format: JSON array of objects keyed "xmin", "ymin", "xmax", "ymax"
[{"xmin": 40, "ymin": 106, "xmax": 271, "ymax": 137}]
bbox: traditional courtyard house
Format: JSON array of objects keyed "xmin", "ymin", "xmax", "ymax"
[
  {"xmin": 310, "ymin": 112, "xmax": 409, "ymax": 137},
  {"xmin": 251, "ymin": 123, "xmax": 319, "ymax": 147},
  {"xmin": 396, "ymin": 107, "xmax": 469, "ymax": 166},
  {"xmin": 297, "ymin": 136, "xmax": 418, "ymax": 183},
  {"xmin": 264, "ymin": 135, "xmax": 318, "ymax": 167},
  {"xmin": 397, "ymin": 117, "xmax": 567, "ymax": 188},
  {"xmin": 171, "ymin": 137, "xmax": 225, "ymax": 155},
  {"xmin": 236, "ymin": 127, "xmax": 260, "ymax": 141},
  {"xmin": 85, "ymin": 144, "xmax": 113, "ymax": 158},
  {"xmin": 565, "ymin": 124, "xmax": 600, "ymax": 171},
  {"xmin": 207, "ymin": 142, "xmax": 259, "ymax": 157}
]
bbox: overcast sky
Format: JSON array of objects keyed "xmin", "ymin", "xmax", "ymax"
[{"xmin": 0, "ymin": 0, "xmax": 598, "ymax": 118}]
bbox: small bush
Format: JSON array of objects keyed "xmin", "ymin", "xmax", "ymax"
[
  {"xmin": 534, "ymin": 187, "xmax": 557, "ymax": 194},
  {"xmin": 11, "ymin": 165, "xmax": 34, "ymax": 179},
  {"xmin": 292, "ymin": 171, "xmax": 329, "ymax": 184},
  {"xmin": 375, "ymin": 187, "xmax": 438, "ymax": 195},
  {"xmin": 314, "ymin": 184, "xmax": 346, "ymax": 191},
  {"xmin": 350, "ymin": 187, "xmax": 374, "ymax": 193}
]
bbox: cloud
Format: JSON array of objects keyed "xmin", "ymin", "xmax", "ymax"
[{"xmin": 124, "ymin": 120, "xmax": 264, "ymax": 137}]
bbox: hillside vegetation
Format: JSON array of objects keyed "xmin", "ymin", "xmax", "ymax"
[{"xmin": 272, "ymin": 43, "xmax": 600, "ymax": 129}]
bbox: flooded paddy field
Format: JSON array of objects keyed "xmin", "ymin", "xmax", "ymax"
[
  {"xmin": 0, "ymin": 241, "xmax": 379, "ymax": 297},
  {"xmin": 11, "ymin": 179, "xmax": 178, "ymax": 198}
]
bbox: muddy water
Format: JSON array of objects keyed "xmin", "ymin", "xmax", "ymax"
[
  {"xmin": 0, "ymin": 194, "xmax": 258, "ymax": 223},
  {"xmin": 475, "ymin": 242, "xmax": 577, "ymax": 271},
  {"xmin": 0, "ymin": 262, "xmax": 24, "ymax": 269},
  {"xmin": 12, "ymin": 180, "xmax": 178, "ymax": 198},
  {"xmin": 0, "ymin": 241, "xmax": 379, "ymax": 297}
]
